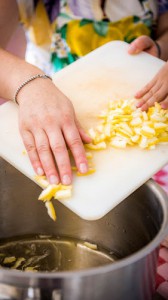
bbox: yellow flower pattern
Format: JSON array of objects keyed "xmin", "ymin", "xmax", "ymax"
[{"xmin": 66, "ymin": 17, "xmax": 150, "ymax": 57}]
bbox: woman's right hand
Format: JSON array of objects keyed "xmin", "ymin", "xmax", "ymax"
[
  {"xmin": 134, "ymin": 62, "xmax": 168, "ymax": 110},
  {"xmin": 18, "ymin": 76, "xmax": 91, "ymax": 185}
]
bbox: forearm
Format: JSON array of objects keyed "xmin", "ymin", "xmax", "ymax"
[
  {"xmin": 0, "ymin": 48, "xmax": 44, "ymax": 101},
  {"xmin": 156, "ymin": 12, "xmax": 168, "ymax": 61}
]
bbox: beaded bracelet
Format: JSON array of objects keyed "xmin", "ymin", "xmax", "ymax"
[{"xmin": 14, "ymin": 74, "xmax": 52, "ymax": 104}]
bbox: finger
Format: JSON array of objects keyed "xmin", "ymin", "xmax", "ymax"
[
  {"xmin": 63, "ymin": 120, "xmax": 88, "ymax": 174},
  {"xmin": 161, "ymin": 96, "xmax": 168, "ymax": 109},
  {"xmin": 47, "ymin": 129, "xmax": 72, "ymax": 185},
  {"xmin": 75, "ymin": 118, "xmax": 92, "ymax": 144},
  {"xmin": 141, "ymin": 98, "xmax": 156, "ymax": 111},
  {"xmin": 21, "ymin": 130, "xmax": 44, "ymax": 176},
  {"xmin": 136, "ymin": 82, "xmax": 161, "ymax": 108},
  {"xmin": 34, "ymin": 129, "xmax": 59, "ymax": 184},
  {"xmin": 128, "ymin": 36, "xmax": 154, "ymax": 54},
  {"xmin": 135, "ymin": 78, "xmax": 156, "ymax": 99},
  {"xmin": 140, "ymin": 90, "xmax": 164, "ymax": 111}
]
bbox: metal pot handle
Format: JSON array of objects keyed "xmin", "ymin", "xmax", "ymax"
[{"xmin": 0, "ymin": 285, "xmax": 62, "ymax": 300}]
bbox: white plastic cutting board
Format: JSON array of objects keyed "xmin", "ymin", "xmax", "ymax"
[{"xmin": 0, "ymin": 41, "xmax": 168, "ymax": 220}]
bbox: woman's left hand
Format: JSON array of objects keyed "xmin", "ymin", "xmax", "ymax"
[{"xmin": 128, "ymin": 35, "xmax": 160, "ymax": 57}]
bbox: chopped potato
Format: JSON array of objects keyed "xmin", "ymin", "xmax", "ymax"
[
  {"xmin": 83, "ymin": 242, "xmax": 98, "ymax": 250},
  {"xmin": 87, "ymin": 100, "xmax": 168, "ymax": 150},
  {"xmin": 45, "ymin": 201, "xmax": 56, "ymax": 221},
  {"xmin": 55, "ymin": 189, "xmax": 72, "ymax": 200},
  {"xmin": 38, "ymin": 184, "xmax": 60, "ymax": 202},
  {"xmin": 3, "ymin": 256, "xmax": 16, "ymax": 264}
]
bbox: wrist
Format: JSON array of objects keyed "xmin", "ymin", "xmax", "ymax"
[{"xmin": 14, "ymin": 74, "xmax": 52, "ymax": 105}]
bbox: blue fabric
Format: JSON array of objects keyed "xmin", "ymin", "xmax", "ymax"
[{"xmin": 158, "ymin": 0, "xmax": 168, "ymax": 14}]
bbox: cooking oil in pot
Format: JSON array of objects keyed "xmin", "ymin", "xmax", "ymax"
[{"xmin": 0, "ymin": 235, "xmax": 119, "ymax": 272}]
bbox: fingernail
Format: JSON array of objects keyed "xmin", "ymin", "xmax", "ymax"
[
  {"xmin": 37, "ymin": 167, "xmax": 44, "ymax": 176},
  {"xmin": 79, "ymin": 163, "xmax": 88, "ymax": 174},
  {"xmin": 62, "ymin": 174, "xmax": 71, "ymax": 185},
  {"xmin": 49, "ymin": 175, "xmax": 59, "ymax": 184}
]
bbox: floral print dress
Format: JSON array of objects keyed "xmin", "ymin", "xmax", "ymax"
[{"xmin": 17, "ymin": 0, "xmax": 160, "ymax": 72}]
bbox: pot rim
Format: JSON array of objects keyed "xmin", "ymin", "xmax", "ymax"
[{"xmin": 0, "ymin": 179, "xmax": 167, "ymax": 284}]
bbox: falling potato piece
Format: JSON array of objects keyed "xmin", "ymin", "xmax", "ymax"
[{"xmin": 45, "ymin": 201, "xmax": 56, "ymax": 221}]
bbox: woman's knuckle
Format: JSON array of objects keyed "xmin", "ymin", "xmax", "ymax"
[
  {"xmin": 70, "ymin": 137, "xmax": 81, "ymax": 148},
  {"xmin": 63, "ymin": 113, "xmax": 74, "ymax": 127},
  {"xmin": 37, "ymin": 143, "xmax": 49, "ymax": 153},
  {"xmin": 153, "ymin": 93, "xmax": 160, "ymax": 103},
  {"xmin": 25, "ymin": 143, "xmax": 35, "ymax": 152},
  {"xmin": 52, "ymin": 144, "xmax": 65, "ymax": 154}
]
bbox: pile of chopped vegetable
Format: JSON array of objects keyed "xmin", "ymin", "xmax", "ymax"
[{"xmin": 86, "ymin": 100, "xmax": 168, "ymax": 150}]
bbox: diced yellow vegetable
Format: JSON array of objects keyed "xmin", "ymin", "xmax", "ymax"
[
  {"xmin": 142, "ymin": 111, "xmax": 148, "ymax": 121},
  {"xmin": 71, "ymin": 166, "xmax": 77, "ymax": 171},
  {"xmin": 141, "ymin": 125, "xmax": 155, "ymax": 138},
  {"xmin": 139, "ymin": 136, "xmax": 148, "ymax": 149},
  {"xmin": 131, "ymin": 135, "xmax": 140, "ymax": 143},
  {"xmin": 61, "ymin": 185, "xmax": 72, "ymax": 190},
  {"xmin": 158, "ymin": 136, "xmax": 168, "ymax": 143},
  {"xmin": 94, "ymin": 133, "xmax": 106, "ymax": 144},
  {"xmin": 85, "ymin": 142, "xmax": 107, "ymax": 150},
  {"xmin": 22, "ymin": 150, "xmax": 27, "ymax": 155},
  {"xmin": 45, "ymin": 201, "xmax": 56, "ymax": 221},
  {"xmin": 83, "ymin": 242, "xmax": 98, "ymax": 250},
  {"xmin": 55, "ymin": 189, "xmax": 72, "ymax": 200},
  {"xmin": 11, "ymin": 258, "xmax": 25, "ymax": 269},
  {"xmin": 77, "ymin": 168, "xmax": 96, "ymax": 176},
  {"xmin": 110, "ymin": 137, "xmax": 127, "ymax": 148},
  {"xmin": 130, "ymin": 117, "xmax": 142, "ymax": 126},
  {"xmin": 25, "ymin": 266, "xmax": 38, "ymax": 272},
  {"xmin": 88, "ymin": 128, "xmax": 97, "ymax": 139},
  {"xmin": 34, "ymin": 175, "xmax": 49, "ymax": 189},
  {"xmin": 3, "ymin": 257, "xmax": 16, "ymax": 264},
  {"xmin": 85, "ymin": 152, "xmax": 93, "ymax": 159},
  {"xmin": 38, "ymin": 184, "xmax": 60, "ymax": 202}
]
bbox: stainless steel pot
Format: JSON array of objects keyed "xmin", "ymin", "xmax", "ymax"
[{"xmin": 0, "ymin": 158, "xmax": 168, "ymax": 300}]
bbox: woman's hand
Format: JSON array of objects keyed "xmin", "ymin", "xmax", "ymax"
[
  {"xmin": 128, "ymin": 35, "xmax": 168, "ymax": 110},
  {"xmin": 135, "ymin": 62, "xmax": 168, "ymax": 111},
  {"xmin": 128, "ymin": 35, "xmax": 160, "ymax": 57},
  {"xmin": 18, "ymin": 77, "xmax": 91, "ymax": 185}
]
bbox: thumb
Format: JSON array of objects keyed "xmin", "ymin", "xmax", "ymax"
[{"xmin": 128, "ymin": 36, "xmax": 154, "ymax": 54}]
